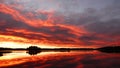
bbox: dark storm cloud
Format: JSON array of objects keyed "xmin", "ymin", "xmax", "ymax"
[
  {"xmin": 59, "ymin": 0, "xmax": 120, "ymax": 45},
  {"xmin": 0, "ymin": 0, "xmax": 4, "ymax": 2},
  {"xmin": 0, "ymin": 12, "xmax": 30, "ymax": 29},
  {"xmin": 61, "ymin": 0, "xmax": 120, "ymax": 36},
  {"xmin": 79, "ymin": 35, "xmax": 102, "ymax": 45},
  {"xmin": 85, "ymin": 19, "xmax": 120, "ymax": 36},
  {"xmin": 63, "ymin": 8, "xmax": 100, "ymax": 25},
  {"xmin": 83, "ymin": 2, "xmax": 120, "ymax": 36}
]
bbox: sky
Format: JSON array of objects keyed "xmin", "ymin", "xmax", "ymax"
[{"xmin": 0, "ymin": 0, "xmax": 120, "ymax": 48}]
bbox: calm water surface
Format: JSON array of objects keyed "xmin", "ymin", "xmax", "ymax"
[{"xmin": 0, "ymin": 50, "xmax": 120, "ymax": 68}]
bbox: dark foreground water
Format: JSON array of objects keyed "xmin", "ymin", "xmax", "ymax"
[{"xmin": 0, "ymin": 50, "xmax": 120, "ymax": 68}]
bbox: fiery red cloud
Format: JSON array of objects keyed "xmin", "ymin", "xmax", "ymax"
[
  {"xmin": 0, "ymin": 3, "xmax": 88, "ymax": 48},
  {"xmin": 0, "ymin": 1, "xmax": 120, "ymax": 48}
]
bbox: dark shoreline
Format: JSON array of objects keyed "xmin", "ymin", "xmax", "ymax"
[{"xmin": 0, "ymin": 46, "xmax": 120, "ymax": 53}]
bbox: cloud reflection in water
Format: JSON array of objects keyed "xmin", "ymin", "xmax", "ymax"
[{"xmin": 0, "ymin": 50, "xmax": 120, "ymax": 68}]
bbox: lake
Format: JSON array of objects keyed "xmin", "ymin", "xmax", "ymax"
[{"xmin": 0, "ymin": 50, "xmax": 120, "ymax": 68}]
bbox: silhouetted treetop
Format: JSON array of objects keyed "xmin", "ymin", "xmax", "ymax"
[{"xmin": 27, "ymin": 46, "xmax": 41, "ymax": 50}]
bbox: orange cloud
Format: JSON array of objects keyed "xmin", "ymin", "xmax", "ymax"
[{"xmin": 0, "ymin": 3, "xmax": 120, "ymax": 48}]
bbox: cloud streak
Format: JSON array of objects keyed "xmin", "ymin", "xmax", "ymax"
[{"xmin": 0, "ymin": 0, "xmax": 120, "ymax": 48}]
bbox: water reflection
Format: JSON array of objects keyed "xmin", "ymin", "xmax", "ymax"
[
  {"xmin": 0, "ymin": 49, "xmax": 120, "ymax": 57},
  {"xmin": 0, "ymin": 51, "xmax": 12, "ymax": 56},
  {"xmin": 0, "ymin": 50, "xmax": 87, "ymax": 57},
  {"xmin": 27, "ymin": 50, "xmax": 41, "ymax": 55},
  {"xmin": 0, "ymin": 50, "xmax": 120, "ymax": 68}
]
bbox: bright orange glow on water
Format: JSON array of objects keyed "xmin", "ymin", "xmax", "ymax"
[{"xmin": 0, "ymin": 50, "xmax": 120, "ymax": 68}]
